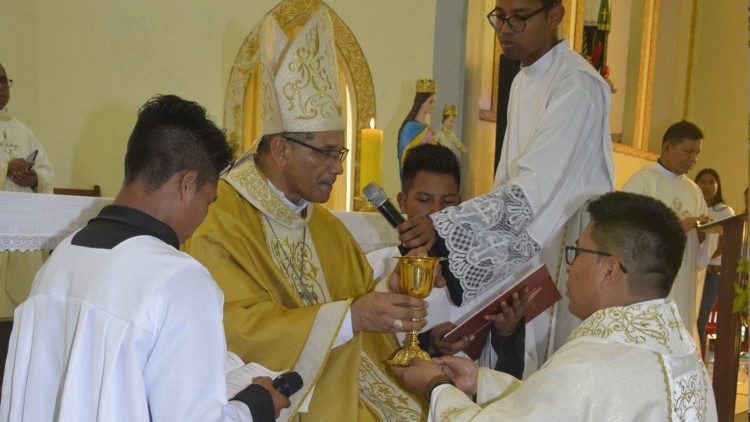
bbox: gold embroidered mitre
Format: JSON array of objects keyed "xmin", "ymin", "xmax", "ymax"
[
  {"xmin": 415, "ymin": 78, "xmax": 437, "ymax": 94},
  {"xmin": 253, "ymin": 7, "xmax": 345, "ymax": 150},
  {"xmin": 442, "ymin": 104, "xmax": 458, "ymax": 117}
]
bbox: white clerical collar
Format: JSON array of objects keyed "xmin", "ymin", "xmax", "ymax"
[
  {"xmin": 654, "ymin": 160, "xmax": 683, "ymax": 179},
  {"xmin": 266, "ymin": 179, "xmax": 309, "ymax": 215},
  {"xmin": 521, "ymin": 39, "xmax": 568, "ymax": 76}
]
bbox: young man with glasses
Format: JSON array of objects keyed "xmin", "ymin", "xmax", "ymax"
[
  {"xmin": 397, "ymin": 0, "xmax": 615, "ymax": 373},
  {"xmin": 187, "ymin": 9, "xmax": 427, "ymax": 420},
  {"xmin": 392, "ymin": 192, "xmax": 717, "ymax": 421},
  {"xmin": 0, "ymin": 62, "xmax": 55, "ymax": 319}
]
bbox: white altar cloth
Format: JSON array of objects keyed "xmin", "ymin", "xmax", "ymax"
[{"xmin": 0, "ymin": 191, "xmax": 398, "ymax": 253}]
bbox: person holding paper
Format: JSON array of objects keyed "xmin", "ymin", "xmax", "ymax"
[
  {"xmin": 0, "ymin": 95, "xmax": 289, "ymax": 421},
  {"xmin": 0, "ymin": 62, "xmax": 56, "ymax": 319},
  {"xmin": 396, "ymin": 0, "xmax": 615, "ymax": 371},
  {"xmin": 392, "ymin": 191, "xmax": 717, "ymax": 421},
  {"xmin": 623, "ymin": 120, "xmax": 709, "ymax": 346},
  {"xmin": 187, "ymin": 8, "xmax": 427, "ymax": 421},
  {"xmin": 367, "ymin": 143, "xmax": 527, "ymax": 378}
]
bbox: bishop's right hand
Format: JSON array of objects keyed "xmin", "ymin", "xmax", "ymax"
[{"xmin": 351, "ymin": 292, "xmax": 427, "ymax": 334}]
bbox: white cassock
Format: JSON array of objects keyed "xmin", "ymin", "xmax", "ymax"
[
  {"xmin": 430, "ymin": 39, "xmax": 615, "ymax": 373},
  {"xmin": 0, "ymin": 232, "xmax": 253, "ymax": 421},
  {"xmin": 623, "ymin": 162, "xmax": 708, "ymax": 344},
  {"xmin": 427, "ymin": 299, "xmax": 717, "ymax": 421},
  {"xmin": 0, "ymin": 107, "xmax": 55, "ymax": 317}
]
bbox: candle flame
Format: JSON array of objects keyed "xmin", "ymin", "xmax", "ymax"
[{"xmin": 369, "ymin": 117, "xmax": 375, "ymax": 129}]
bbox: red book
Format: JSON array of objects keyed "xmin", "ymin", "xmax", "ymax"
[{"xmin": 443, "ymin": 264, "xmax": 561, "ymax": 360}]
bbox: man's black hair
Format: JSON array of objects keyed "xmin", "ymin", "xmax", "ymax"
[
  {"xmin": 400, "ymin": 143, "xmax": 460, "ymax": 193},
  {"xmin": 663, "ymin": 120, "xmax": 703, "ymax": 147},
  {"xmin": 124, "ymin": 95, "xmax": 233, "ymax": 190},
  {"xmin": 587, "ymin": 191, "xmax": 686, "ymax": 298}
]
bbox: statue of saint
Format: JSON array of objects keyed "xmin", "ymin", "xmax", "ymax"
[
  {"xmin": 434, "ymin": 104, "xmax": 467, "ymax": 160},
  {"xmin": 397, "ymin": 78, "xmax": 436, "ymax": 178}
]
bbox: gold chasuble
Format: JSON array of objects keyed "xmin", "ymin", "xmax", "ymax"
[{"xmin": 188, "ymin": 158, "xmax": 425, "ymax": 421}]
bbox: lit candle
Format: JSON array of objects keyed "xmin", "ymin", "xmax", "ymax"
[{"xmin": 360, "ymin": 117, "xmax": 383, "ymax": 192}]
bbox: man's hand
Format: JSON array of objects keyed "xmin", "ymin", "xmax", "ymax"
[
  {"xmin": 6, "ymin": 158, "xmax": 30, "ymax": 176},
  {"xmin": 251, "ymin": 376, "xmax": 291, "ymax": 418},
  {"xmin": 680, "ymin": 215, "xmax": 711, "ymax": 232},
  {"xmin": 351, "ymin": 292, "xmax": 427, "ymax": 334},
  {"xmin": 429, "ymin": 322, "xmax": 473, "ymax": 356},
  {"xmin": 389, "ymin": 357, "xmax": 445, "ymax": 397},
  {"xmin": 486, "ymin": 288, "xmax": 528, "ymax": 337},
  {"xmin": 432, "ymin": 355, "xmax": 480, "ymax": 395},
  {"xmin": 11, "ymin": 168, "xmax": 38, "ymax": 189},
  {"xmin": 397, "ymin": 215, "xmax": 436, "ymax": 250}
]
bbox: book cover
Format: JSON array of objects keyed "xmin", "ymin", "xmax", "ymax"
[{"xmin": 443, "ymin": 264, "xmax": 561, "ymax": 360}]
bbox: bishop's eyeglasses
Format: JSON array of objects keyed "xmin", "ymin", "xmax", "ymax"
[
  {"xmin": 486, "ymin": 3, "xmax": 553, "ymax": 33},
  {"xmin": 0, "ymin": 78, "xmax": 12, "ymax": 88},
  {"xmin": 565, "ymin": 245, "xmax": 628, "ymax": 273},
  {"xmin": 283, "ymin": 136, "xmax": 349, "ymax": 164}
]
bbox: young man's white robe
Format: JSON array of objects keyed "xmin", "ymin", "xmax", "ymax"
[{"xmin": 427, "ymin": 299, "xmax": 717, "ymax": 422}]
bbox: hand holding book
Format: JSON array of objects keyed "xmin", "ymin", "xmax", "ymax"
[{"xmin": 443, "ymin": 264, "xmax": 561, "ymax": 360}]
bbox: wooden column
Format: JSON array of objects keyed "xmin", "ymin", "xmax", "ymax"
[{"xmin": 701, "ymin": 213, "xmax": 746, "ymax": 421}]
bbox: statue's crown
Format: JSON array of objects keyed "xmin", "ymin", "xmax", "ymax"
[
  {"xmin": 415, "ymin": 78, "xmax": 437, "ymax": 94},
  {"xmin": 443, "ymin": 104, "xmax": 458, "ymax": 117}
]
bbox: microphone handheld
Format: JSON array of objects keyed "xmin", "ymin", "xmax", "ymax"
[
  {"xmin": 364, "ymin": 182, "xmax": 409, "ymax": 255},
  {"xmin": 272, "ymin": 371, "xmax": 303, "ymax": 398},
  {"xmin": 363, "ymin": 182, "xmax": 405, "ymax": 227}
]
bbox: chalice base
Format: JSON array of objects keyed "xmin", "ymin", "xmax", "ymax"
[{"xmin": 387, "ymin": 332, "xmax": 431, "ymax": 366}]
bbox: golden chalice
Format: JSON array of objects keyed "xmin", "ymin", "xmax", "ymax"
[{"xmin": 387, "ymin": 256, "xmax": 444, "ymax": 366}]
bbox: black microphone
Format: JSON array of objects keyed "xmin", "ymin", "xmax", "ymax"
[
  {"xmin": 272, "ymin": 371, "xmax": 303, "ymax": 398},
  {"xmin": 363, "ymin": 182, "xmax": 409, "ymax": 255},
  {"xmin": 363, "ymin": 182, "xmax": 405, "ymax": 227}
]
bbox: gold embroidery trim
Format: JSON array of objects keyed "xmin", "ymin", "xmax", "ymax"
[
  {"xmin": 286, "ymin": 299, "xmax": 352, "ymax": 421},
  {"xmin": 357, "ymin": 353, "xmax": 423, "ymax": 421}
]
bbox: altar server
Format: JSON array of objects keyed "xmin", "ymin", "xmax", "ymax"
[
  {"xmin": 397, "ymin": 0, "xmax": 615, "ymax": 371},
  {"xmin": 0, "ymin": 95, "xmax": 288, "ymax": 421}
]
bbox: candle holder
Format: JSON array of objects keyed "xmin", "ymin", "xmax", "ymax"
[{"xmin": 387, "ymin": 256, "xmax": 444, "ymax": 366}]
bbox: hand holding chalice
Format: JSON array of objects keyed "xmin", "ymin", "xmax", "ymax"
[{"xmin": 387, "ymin": 256, "xmax": 444, "ymax": 366}]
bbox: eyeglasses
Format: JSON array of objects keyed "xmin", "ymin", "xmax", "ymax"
[
  {"xmin": 565, "ymin": 245, "xmax": 628, "ymax": 273},
  {"xmin": 0, "ymin": 78, "xmax": 12, "ymax": 88},
  {"xmin": 487, "ymin": 3, "xmax": 553, "ymax": 32},
  {"xmin": 283, "ymin": 136, "xmax": 349, "ymax": 164}
]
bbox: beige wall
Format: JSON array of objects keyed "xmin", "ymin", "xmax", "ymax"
[
  {"xmin": 685, "ymin": 0, "xmax": 748, "ymax": 213},
  {"xmin": 0, "ymin": 1, "xmax": 435, "ymax": 198}
]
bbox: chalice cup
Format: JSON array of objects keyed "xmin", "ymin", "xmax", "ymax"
[{"xmin": 387, "ymin": 256, "xmax": 444, "ymax": 366}]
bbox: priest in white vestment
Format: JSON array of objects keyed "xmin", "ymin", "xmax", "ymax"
[
  {"xmin": 622, "ymin": 120, "xmax": 709, "ymax": 345},
  {"xmin": 397, "ymin": 0, "xmax": 615, "ymax": 371},
  {"xmin": 0, "ymin": 95, "xmax": 287, "ymax": 421},
  {"xmin": 0, "ymin": 63, "xmax": 54, "ymax": 318},
  {"xmin": 392, "ymin": 191, "xmax": 717, "ymax": 421}
]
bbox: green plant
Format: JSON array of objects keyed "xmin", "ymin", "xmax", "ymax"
[{"xmin": 733, "ymin": 258, "xmax": 748, "ymax": 324}]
